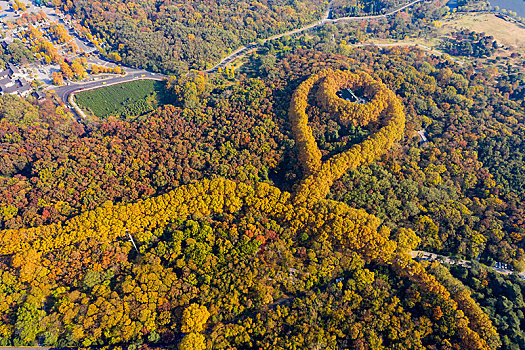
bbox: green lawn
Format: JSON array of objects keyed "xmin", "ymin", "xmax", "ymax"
[{"xmin": 75, "ymin": 80, "xmax": 170, "ymax": 119}]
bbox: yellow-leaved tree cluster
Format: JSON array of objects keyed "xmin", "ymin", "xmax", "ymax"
[
  {"xmin": 289, "ymin": 69, "xmax": 406, "ymax": 206},
  {"xmin": 0, "ymin": 69, "xmax": 500, "ymax": 349},
  {"xmin": 316, "ymin": 70, "xmax": 388, "ymax": 127}
]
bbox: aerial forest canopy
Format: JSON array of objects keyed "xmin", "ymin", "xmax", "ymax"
[
  {"xmin": 0, "ymin": 39, "xmax": 524, "ymax": 348},
  {"xmin": 62, "ymin": 0, "xmax": 328, "ymax": 72},
  {"xmin": 0, "ymin": 63, "xmax": 505, "ymax": 349}
]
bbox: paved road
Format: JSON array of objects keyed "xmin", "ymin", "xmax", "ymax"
[
  {"xmin": 205, "ymin": 0, "xmax": 423, "ymax": 72},
  {"xmin": 50, "ymin": 0, "xmax": 424, "ymax": 107},
  {"xmin": 411, "ymin": 250, "xmax": 525, "ymax": 278},
  {"xmin": 330, "ymin": 0, "xmax": 422, "ymax": 23},
  {"xmin": 411, "ymin": 250, "xmax": 472, "ymax": 267},
  {"xmin": 51, "ymin": 70, "xmax": 165, "ymax": 109},
  {"xmin": 51, "ymin": 0, "xmax": 426, "ymax": 116}
]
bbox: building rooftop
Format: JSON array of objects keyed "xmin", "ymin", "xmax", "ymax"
[
  {"xmin": 2, "ymin": 84, "xmax": 19, "ymax": 94},
  {"xmin": 18, "ymin": 84, "xmax": 31, "ymax": 93},
  {"xmin": 1, "ymin": 78, "xmax": 31, "ymax": 95},
  {"xmin": 0, "ymin": 69, "xmax": 10, "ymax": 79},
  {"xmin": 32, "ymin": 91, "xmax": 46, "ymax": 100},
  {"xmin": 8, "ymin": 63, "xmax": 20, "ymax": 75},
  {"xmin": 337, "ymin": 88, "xmax": 367, "ymax": 104}
]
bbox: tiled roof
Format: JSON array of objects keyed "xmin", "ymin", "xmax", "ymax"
[
  {"xmin": 1, "ymin": 79, "xmax": 31, "ymax": 94},
  {"xmin": 33, "ymin": 91, "xmax": 46, "ymax": 99},
  {"xmin": 2, "ymin": 84, "xmax": 19, "ymax": 93},
  {"xmin": 18, "ymin": 83, "xmax": 31, "ymax": 93}
]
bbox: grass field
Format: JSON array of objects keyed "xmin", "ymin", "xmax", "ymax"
[
  {"xmin": 441, "ymin": 14, "xmax": 525, "ymax": 53},
  {"xmin": 75, "ymin": 80, "xmax": 170, "ymax": 119}
]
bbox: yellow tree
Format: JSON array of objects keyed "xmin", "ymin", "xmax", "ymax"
[
  {"xmin": 60, "ymin": 61, "xmax": 73, "ymax": 80},
  {"xmin": 52, "ymin": 71, "xmax": 64, "ymax": 85},
  {"xmin": 108, "ymin": 52, "xmax": 122, "ymax": 62},
  {"xmin": 178, "ymin": 333, "xmax": 206, "ymax": 350},
  {"xmin": 181, "ymin": 304, "xmax": 210, "ymax": 333},
  {"xmin": 70, "ymin": 60, "xmax": 85, "ymax": 79}
]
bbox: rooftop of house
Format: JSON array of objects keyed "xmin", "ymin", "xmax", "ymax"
[
  {"xmin": 8, "ymin": 63, "xmax": 21, "ymax": 75},
  {"xmin": 2, "ymin": 84, "xmax": 19, "ymax": 94},
  {"xmin": 0, "ymin": 77, "xmax": 11, "ymax": 85},
  {"xmin": 1, "ymin": 78, "xmax": 31, "ymax": 94},
  {"xmin": 336, "ymin": 88, "xmax": 367, "ymax": 104},
  {"xmin": 32, "ymin": 90, "xmax": 46, "ymax": 99},
  {"xmin": 0, "ymin": 69, "xmax": 10, "ymax": 79}
]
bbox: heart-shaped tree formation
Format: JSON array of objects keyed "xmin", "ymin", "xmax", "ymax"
[
  {"xmin": 288, "ymin": 69, "xmax": 405, "ymax": 206},
  {"xmin": 316, "ymin": 70, "xmax": 390, "ymax": 127},
  {"xmin": 0, "ymin": 69, "xmax": 499, "ymax": 349}
]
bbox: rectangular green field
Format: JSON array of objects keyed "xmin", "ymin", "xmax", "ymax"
[{"xmin": 75, "ymin": 79, "xmax": 169, "ymax": 119}]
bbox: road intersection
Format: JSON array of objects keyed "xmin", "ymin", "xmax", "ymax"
[{"xmin": 54, "ymin": 0, "xmax": 429, "ymax": 119}]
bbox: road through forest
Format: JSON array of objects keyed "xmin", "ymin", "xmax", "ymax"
[
  {"xmin": 205, "ymin": 0, "xmax": 423, "ymax": 72},
  {"xmin": 57, "ymin": 0, "xmax": 428, "ymax": 117}
]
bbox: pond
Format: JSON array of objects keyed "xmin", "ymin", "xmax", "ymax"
[{"xmin": 489, "ymin": 0, "xmax": 525, "ymax": 17}]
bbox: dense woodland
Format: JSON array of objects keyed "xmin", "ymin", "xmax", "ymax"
[
  {"xmin": 446, "ymin": 264, "xmax": 525, "ymax": 350},
  {"xmin": 49, "ymin": 0, "xmax": 328, "ymax": 72},
  {"xmin": 0, "ymin": 59, "xmax": 502, "ymax": 349},
  {"xmin": 1, "ymin": 1, "xmax": 525, "ymax": 344}
]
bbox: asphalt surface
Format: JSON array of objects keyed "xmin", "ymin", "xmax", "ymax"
[
  {"xmin": 411, "ymin": 250, "xmax": 525, "ymax": 279},
  {"xmin": 52, "ymin": 70, "xmax": 165, "ymax": 106}
]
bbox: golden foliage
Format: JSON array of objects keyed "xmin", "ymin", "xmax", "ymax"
[
  {"xmin": 181, "ymin": 304, "xmax": 210, "ymax": 333},
  {"xmin": 288, "ymin": 69, "xmax": 406, "ymax": 205},
  {"xmin": 178, "ymin": 333, "xmax": 206, "ymax": 350},
  {"xmin": 0, "ymin": 69, "xmax": 498, "ymax": 349}
]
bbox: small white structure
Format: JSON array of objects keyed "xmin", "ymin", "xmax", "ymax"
[{"xmin": 417, "ymin": 129, "xmax": 429, "ymax": 145}]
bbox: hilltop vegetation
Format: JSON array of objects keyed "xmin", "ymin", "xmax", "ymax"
[
  {"xmin": 0, "ymin": 64, "xmax": 502, "ymax": 349},
  {"xmin": 56, "ymin": 0, "xmax": 328, "ymax": 73},
  {"xmin": 2, "ymin": 0, "xmax": 525, "ymax": 347},
  {"xmin": 1, "ymin": 29, "xmax": 525, "ymax": 347}
]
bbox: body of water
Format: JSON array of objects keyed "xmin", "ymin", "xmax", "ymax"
[
  {"xmin": 489, "ymin": 0, "xmax": 525, "ymax": 17},
  {"xmin": 447, "ymin": 0, "xmax": 458, "ymax": 10}
]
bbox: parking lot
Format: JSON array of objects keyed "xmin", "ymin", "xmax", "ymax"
[{"xmin": 0, "ymin": 0, "xmax": 41, "ymax": 22}]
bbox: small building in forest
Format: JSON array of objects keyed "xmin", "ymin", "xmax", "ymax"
[
  {"xmin": 337, "ymin": 88, "xmax": 367, "ymax": 104},
  {"xmin": 417, "ymin": 129, "xmax": 429, "ymax": 145}
]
